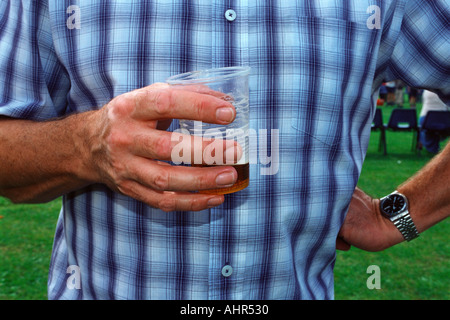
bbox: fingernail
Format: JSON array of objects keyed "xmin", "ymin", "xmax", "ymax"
[
  {"xmin": 207, "ymin": 197, "xmax": 223, "ymax": 208},
  {"xmin": 216, "ymin": 107, "xmax": 235, "ymax": 123},
  {"xmin": 215, "ymin": 171, "xmax": 236, "ymax": 187}
]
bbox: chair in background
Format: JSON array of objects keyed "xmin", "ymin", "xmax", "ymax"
[
  {"xmin": 419, "ymin": 110, "xmax": 450, "ymax": 153},
  {"xmin": 371, "ymin": 108, "xmax": 387, "ymax": 155},
  {"xmin": 385, "ymin": 108, "xmax": 419, "ymax": 152},
  {"xmin": 420, "ymin": 110, "xmax": 450, "ymax": 137}
]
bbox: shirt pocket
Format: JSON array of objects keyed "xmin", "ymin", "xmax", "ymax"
[{"xmin": 288, "ymin": 16, "xmax": 379, "ymax": 147}]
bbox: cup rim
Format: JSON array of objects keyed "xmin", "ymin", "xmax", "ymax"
[{"xmin": 166, "ymin": 66, "xmax": 251, "ymax": 85}]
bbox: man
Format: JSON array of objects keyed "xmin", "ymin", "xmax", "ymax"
[
  {"xmin": 0, "ymin": 1, "xmax": 449, "ymax": 299},
  {"xmin": 418, "ymin": 90, "xmax": 450, "ymax": 154}
]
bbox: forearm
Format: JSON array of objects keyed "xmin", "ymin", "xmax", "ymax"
[
  {"xmin": 397, "ymin": 142, "xmax": 450, "ymax": 233},
  {"xmin": 338, "ymin": 142, "xmax": 450, "ymax": 252},
  {"xmin": 0, "ymin": 112, "xmax": 98, "ymax": 203}
]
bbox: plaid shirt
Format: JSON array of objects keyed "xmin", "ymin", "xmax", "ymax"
[{"xmin": 1, "ymin": 0, "xmax": 449, "ymax": 300}]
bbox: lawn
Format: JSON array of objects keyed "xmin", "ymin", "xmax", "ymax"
[
  {"xmin": 0, "ymin": 197, "xmax": 60, "ymax": 300},
  {"xmin": 334, "ymin": 104, "xmax": 449, "ymax": 300},
  {"xmin": 0, "ymin": 104, "xmax": 448, "ymax": 300}
]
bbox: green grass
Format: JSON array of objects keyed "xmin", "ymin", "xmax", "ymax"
[
  {"xmin": 334, "ymin": 103, "xmax": 450, "ymax": 300},
  {"xmin": 0, "ymin": 103, "xmax": 448, "ymax": 300},
  {"xmin": 0, "ymin": 197, "xmax": 60, "ymax": 300}
]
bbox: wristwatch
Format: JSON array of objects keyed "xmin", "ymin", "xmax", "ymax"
[{"xmin": 379, "ymin": 191, "xmax": 419, "ymax": 241}]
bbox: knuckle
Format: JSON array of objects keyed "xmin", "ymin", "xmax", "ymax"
[
  {"xmin": 158, "ymin": 197, "xmax": 177, "ymax": 212},
  {"xmin": 194, "ymin": 173, "xmax": 211, "ymax": 190},
  {"xmin": 151, "ymin": 135, "xmax": 171, "ymax": 158},
  {"xmin": 109, "ymin": 158, "xmax": 126, "ymax": 176},
  {"xmin": 102, "ymin": 157, "xmax": 128, "ymax": 189},
  {"xmin": 152, "ymin": 169, "xmax": 170, "ymax": 191},
  {"xmin": 116, "ymin": 178, "xmax": 132, "ymax": 195},
  {"xmin": 194, "ymin": 96, "xmax": 208, "ymax": 118},
  {"xmin": 107, "ymin": 129, "xmax": 128, "ymax": 148},
  {"xmin": 188, "ymin": 197, "xmax": 205, "ymax": 212},
  {"xmin": 152, "ymin": 89, "xmax": 172, "ymax": 116},
  {"xmin": 109, "ymin": 94, "xmax": 134, "ymax": 118}
]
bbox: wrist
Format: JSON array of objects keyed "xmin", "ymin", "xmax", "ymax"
[
  {"xmin": 0, "ymin": 113, "xmax": 100, "ymax": 203},
  {"xmin": 70, "ymin": 110, "xmax": 104, "ymax": 185},
  {"xmin": 373, "ymin": 197, "xmax": 405, "ymax": 247},
  {"xmin": 379, "ymin": 191, "xmax": 419, "ymax": 242}
]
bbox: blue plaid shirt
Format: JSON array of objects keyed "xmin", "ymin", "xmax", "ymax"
[{"xmin": 1, "ymin": 0, "xmax": 449, "ymax": 300}]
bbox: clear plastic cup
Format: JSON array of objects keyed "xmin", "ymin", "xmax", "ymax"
[{"xmin": 167, "ymin": 66, "xmax": 250, "ymax": 194}]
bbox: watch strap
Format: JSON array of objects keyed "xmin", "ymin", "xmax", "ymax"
[{"xmin": 392, "ymin": 211, "xmax": 419, "ymax": 241}]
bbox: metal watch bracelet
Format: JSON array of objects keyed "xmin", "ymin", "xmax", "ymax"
[{"xmin": 392, "ymin": 212, "xmax": 419, "ymax": 241}]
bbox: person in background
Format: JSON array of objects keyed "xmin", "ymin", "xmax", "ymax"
[
  {"xmin": 418, "ymin": 90, "xmax": 450, "ymax": 154},
  {"xmin": 385, "ymin": 81, "xmax": 397, "ymax": 106},
  {"xmin": 394, "ymin": 80, "xmax": 405, "ymax": 108},
  {"xmin": 408, "ymin": 86, "xmax": 420, "ymax": 108}
]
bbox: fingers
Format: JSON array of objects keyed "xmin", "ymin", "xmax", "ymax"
[
  {"xmin": 170, "ymin": 84, "xmax": 234, "ymax": 101},
  {"xmin": 126, "ymin": 158, "xmax": 238, "ymax": 192},
  {"xmin": 133, "ymin": 85, "xmax": 236, "ymax": 125},
  {"xmin": 130, "ymin": 129, "xmax": 243, "ymax": 165},
  {"xmin": 119, "ymin": 180, "xmax": 226, "ymax": 212},
  {"xmin": 115, "ymin": 159, "xmax": 234, "ymax": 212}
]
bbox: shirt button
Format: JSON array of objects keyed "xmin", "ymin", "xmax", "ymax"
[
  {"xmin": 221, "ymin": 265, "xmax": 233, "ymax": 277},
  {"xmin": 225, "ymin": 9, "xmax": 237, "ymax": 22}
]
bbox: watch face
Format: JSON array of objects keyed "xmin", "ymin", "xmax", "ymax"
[{"xmin": 381, "ymin": 194, "xmax": 406, "ymax": 217}]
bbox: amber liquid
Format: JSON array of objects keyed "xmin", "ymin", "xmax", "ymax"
[{"xmin": 194, "ymin": 163, "xmax": 249, "ymax": 195}]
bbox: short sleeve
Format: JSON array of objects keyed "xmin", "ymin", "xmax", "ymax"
[
  {"xmin": 0, "ymin": 1, "xmax": 70, "ymax": 120},
  {"xmin": 385, "ymin": 0, "xmax": 450, "ymax": 105}
]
